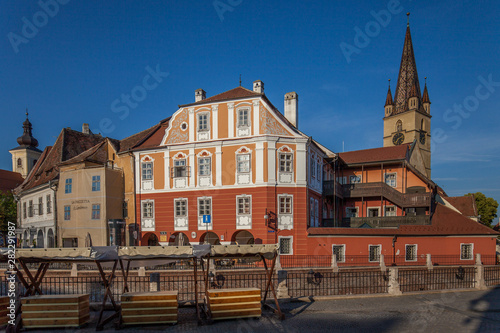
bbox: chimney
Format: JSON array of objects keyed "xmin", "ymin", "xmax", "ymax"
[
  {"xmin": 82, "ymin": 123, "xmax": 90, "ymax": 134},
  {"xmin": 195, "ymin": 89, "xmax": 206, "ymax": 102},
  {"xmin": 253, "ymin": 80, "xmax": 264, "ymax": 94},
  {"xmin": 284, "ymin": 92, "xmax": 298, "ymax": 128}
]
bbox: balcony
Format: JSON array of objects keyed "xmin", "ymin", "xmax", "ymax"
[
  {"xmin": 321, "ymin": 215, "xmax": 430, "ymax": 228},
  {"xmin": 323, "ymin": 182, "xmax": 431, "ymax": 208}
]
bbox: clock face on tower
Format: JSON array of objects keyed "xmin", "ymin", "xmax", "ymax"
[
  {"xmin": 420, "ymin": 132, "xmax": 426, "ymax": 144},
  {"xmin": 392, "ymin": 132, "xmax": 405, "ymax": 145}
]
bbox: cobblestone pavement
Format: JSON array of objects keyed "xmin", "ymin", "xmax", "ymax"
[{"xmin": 15, "ymin": 288, "xmax": 500, "ymax": 333}]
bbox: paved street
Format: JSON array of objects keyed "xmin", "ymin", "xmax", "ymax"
[{"xmin": 16, "ymin": 288, "xmax": 500, "ymax": 333}]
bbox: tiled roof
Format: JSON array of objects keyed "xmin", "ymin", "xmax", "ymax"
[
  {"xmin": 59, "ymin": 141, "xmax": 108, "ymax": 166},
  {"xmin": 0, "ymin": 170, "xmax": 24, "ymax": 193},
  {"xmin": 385, "ymin": 86, "xmax": 393, "ymax": 106},
  {"xmin": 179, "ymin": 86, "xmax": 262, "ymax": 107},
  {"xmin": 422, "ymin": 83, "xmax": 431, "ymax": 103},
  {"xmin": 339, "ymin": 144, "xmax": 410, "ymax": 165},
  {"xmin": 308, "ymin": 204, "xmax": 498, "ymax": 237},
  {"xmin": 119, "ymin": 120, "xmax": 168, "ymax": 152},
  {"xmin": 15, "ymin": 128, "xmax": 104, "ymax": 193},
  {"xmin": 446, "ymin": 195, "xmax": 477, "ymax": 217}
]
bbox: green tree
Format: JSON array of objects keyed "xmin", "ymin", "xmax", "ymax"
[
  {"xmin": 0, "ymin": 191, "xmax": 17, "ymax": 244},
  {"xmin": 467, "ymin": 192, "xmax": 498, "ymax": 227}
]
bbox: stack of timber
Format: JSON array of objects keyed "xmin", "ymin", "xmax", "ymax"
[
  {"xmin": 21, "ymin": 294, "xmax": 90, "ymax": 329},
  {"xmin": 208, "ymin": 288, "xmax": 261, "ymax": 320},
  {"xmin": 0, "ymin": 296, "xmax": 9, "ymax": 326},
  {"xmin": 121, "ymin": 291, "xmax": 178, "ymax": 325}
]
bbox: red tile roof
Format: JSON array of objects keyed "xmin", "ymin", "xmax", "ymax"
[
  {"xmin": 339, "ymin": 144, "xmax": 410, "ymax": 165},
  {"xmin": 179, "ymin": 86, "xmax": 262, "ymax": 107},
  {"xmin": 446, "ymin": 195, "xmax": 477, "ymax": 217},
  {"xmin": 0, "ymin": 170, "xmax": 24, "ymax": 193},
  {"xmin": 308, "ymin": 204, "xmax": 498, "ymax": 237}
]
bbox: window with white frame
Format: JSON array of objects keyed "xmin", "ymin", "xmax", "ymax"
[
  {"xmin": 198, "ymin": 113, "xmax": 209, "ymax": 131},
  {"xmin": 142, "ymin": 162, "xmax": 153, "ymax": 180},
  {"xmin": 172, "ymin": 159, "xmax": 187, "ymax": 178},
  {"xmin": 369, "ymin": 245, "xmax": 381, "ymax": 262},
  {"xmin": 405, "ymin": 244, "xmax": 417, "ymax": 261},
  {"xmin": 350, "ymin": 175, "xmax": 361, "ymax": 184},
  {"xmin": 385, "ymin": 206, "xmax": 396, "ymax": 216},
  {"xmin": 175, "ymin": 199, "xmax": 187, "ymax": 218},
  {"xmin": 279, "ymin": 196, "xmax": 293, "ymax": 215},
  {"xmin": 385, "ymin": 173, "xmax": 397, "ymax": 187},
  {"xmin": 333, "ymin": 245, "xmax": 345, "ymax": 263},
  {"xmin": 92, "ymin": 175, "xmax": 101, "ymax": 191},
  {"xmin": 279, "ymin": 153, "xmax": 293, "ymax": 173},
  {"xmin": 142, "ymin": 201, "xmax": 154, "ymax": 219},
  {"xmin": 279, "ymin": 236, "xmax": 293, "ymax": 255},
  {"xmin": 65, "ymin": 178, "xmax": 72, "ymax": 193},
  {"xmin": 237, "ymin": 154, "xmax": 250, "ymax": 173},
  {"xmin": 460, "ymin": 244, "xmax": 473, "ymax": 260},
  {"xmin": 237, "ymin": 196, "xmax": 251, "ymax": 215},
  {"xmin": 346, "ymin": 207, "xmax": 358, "ymax": 218},
  {"xmin": 198, "ymin": 157, "xmax": 211, "ymax": 176},
  {"xmin": 92, "ymin": 204, "xmax": 101, "ymax": 220},
  {"xmin": 237, "ymin": 108, "xmax": 250, "ymax": 127},
  {"xmin": 46, "ymin": 194, "xmax": 52, "ymax": 214},
  {"xmin": 198, "ymin": 198, "xmax": 211, "ymax": 217},
  {"xmin": 38, "ymin": 197, "xmax": 43, "ymax": 216}
]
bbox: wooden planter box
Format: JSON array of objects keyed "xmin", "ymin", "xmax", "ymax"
[
  {"xmin": 21, "ymin": 294, "xmax": 90, "ymax": 329},
  {"xmin": 208, "ymin": 288, "xmax": 261, "ymax": 320},
  {"xmin": 121, "ymin": 291, "xmax": 178, "ymax": 325},
  {"xmin": 0, "ymin": 296, "xmax": 9, "ymax": 327}
]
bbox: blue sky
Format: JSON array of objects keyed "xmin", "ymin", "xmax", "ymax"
[{"xmin": 1, "ymin": 0, "xmax": 499, "ymax": 221}]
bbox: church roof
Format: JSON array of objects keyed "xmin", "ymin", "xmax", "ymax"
[{"xmin": 393, "ymin": 22, "xmax": 424, "ymax": 115}]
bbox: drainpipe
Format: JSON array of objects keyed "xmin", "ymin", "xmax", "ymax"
[{"xmin": 130, "ymin": 152, "xmax": 139, "ymax": 246}]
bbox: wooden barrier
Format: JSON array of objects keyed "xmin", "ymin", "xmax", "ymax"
[
  {"xmin": 121, "ymin": 291, "xmax": 178, "ymax": 325},
  {"xmin": 21, "ymin": 294, "xmax": 90, "ymax": 329},
  {"xmin": 208, "ymin": 288, "xmax": 261, "ymax": 320},
  {"xmin": 0, "ymin": 296, "xmax": 9, "ymax": 327}
]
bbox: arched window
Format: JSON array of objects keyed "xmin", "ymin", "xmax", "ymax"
[
  {"xmin": 396, "ymin": 120, "xmax": 403, "ymax": 132},
  {"xmin": 420, "ymin": 119, "xmax": 425, "ymax": 131},
  {"xmin": 17, "ymin": 158, "xmax": 22, "ymax": 167}
]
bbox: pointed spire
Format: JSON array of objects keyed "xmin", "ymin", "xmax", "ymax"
[
  {"xmin": 17, "ymin": 108, "xmax": 39, "ymax": 148},
  {"xmin": 422, "ymin": 77, "xmax": 431, "ymax": 103},
  {"xmin": 385, "ymin": 79, "xmax": 393, "ymax": 106},
  {"xmin": 393, "ymin": 14, "xmax": 422, "ymax": 114}
]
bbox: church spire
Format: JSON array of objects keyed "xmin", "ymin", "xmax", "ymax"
[
  {"xmin": 385, "ymin": 79, "xmax": 393, "ymax": 106},
  {"xmin": 422, "ymin": 78, "xmax": 431, "ymax": 104},
  {"xmin": 17, "ymin": 108, "xmax": 39, "ymax": 148},
  {"xmin": 393, "ymin": 13, "xmax": 422, "ymax": 114}
]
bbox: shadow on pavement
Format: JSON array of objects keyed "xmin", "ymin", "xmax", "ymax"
[{"xmin": 468, "ymin": 286, "xmax": 500, "ymax": 332}]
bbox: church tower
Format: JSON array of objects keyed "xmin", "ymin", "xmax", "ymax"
[
  {"xmin": 9, "ymin": 110, "xmax": 42, "ymax": 178},
  {"xmin": 383, "ymin": 14, "xmax": 431, "ymax": 178}
]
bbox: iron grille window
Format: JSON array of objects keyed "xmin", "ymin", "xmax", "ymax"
[
  {"xmin": 333, "ymin": 245, "xmax": 345, "ymax": 262},
  {"xmin": 92, "ymin": 204, "xmax": 101, "ymax": 220},
  {"xmin": 279, "ymin": 237, "xmax": 293, "ymax": 255},
  {"xmin": 279, "ymin": 153, "xmax": 293, "ymax": 173},
  {"xmin": 279, "ymin": 196, "xmax": 292, "ymax": 214},
  {"xmin": 461, "ymin": 244, "xmax": 473, "ymax": 260},
  {"xmin": 237, "ymin": 196, "xmax": 251, "ymax": 215},
  {"xmin": 38, "ymin": 197, "xmax": 43, "ymax": 215},
  {"xmin": 142, "ymin": 201, "xmax": 154, "ymax": 218},
  {"xmin": 238, "ymin": 109, "xmax": 249, "ymax": 127},
  {"xmin": 198, "ymin": 113, "xmax": 209, "ymax": 131},
  {"xmin": 405, "ymin": 244, "xmax": 417, "ymax": 261},
  {"xmin": 65, "ymin": 178, "xmax": 72, "ymax": 194},
  {"xmin": 46, "ymin": 195, "xmax": 52, "ymax": 214},
  {"xmin": 92, "ymin": 175, "xmax": 101, "ymax": 191},
  {"xmin": 237, "ymin": 154, "xmax": 250, "ymax": 173},
  {"xmin": 142, "ymin": 162, "xmax": 153, "ymax": 180},
  {"xmin": 198, "ymin": 198, "xmax": 211, "ymax": 216},
  {"xmin": 175, "ymin": 199, "xmax": 187, "ymax": 217},
  {"xmin": 369, "ymin": 245, "xmax": 381, "ymax": 262},
  {"xmin": 64, "ymin": 206, "xmax": 71, "ymax": 220},
  {"xmin": 198, "ymin": 157, "xmax": 211, "ymax": 176}
]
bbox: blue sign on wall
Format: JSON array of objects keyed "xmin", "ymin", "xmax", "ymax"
[{"xmin": 203, "ymin": 215, "xmax": 211, "ymax": 223}]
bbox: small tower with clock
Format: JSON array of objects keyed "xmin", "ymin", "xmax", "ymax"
[{"xmin": 383, "ymin": 14, "xmax": 432, "ymax": 178}]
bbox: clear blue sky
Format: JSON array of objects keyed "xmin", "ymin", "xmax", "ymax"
[{"xmin": 1, "ymin": 0, "xmax": 499, "ymax": 221}]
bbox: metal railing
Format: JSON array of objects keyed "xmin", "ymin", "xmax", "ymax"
[
  {"xmin": 341, "ymin": 215, "xmax": 431, "ymax": 228},
  {"xmin": 323, "ymin": 180, "xmax": 344, "ymax": 198},
  {"xmin": 279, "ymin": 255, "xmax": 332, "ymax": 268},
  {"xmin": 484, "ymin": 266, "xmax": 500, "ymax": 287},
  {"xmin": 398, "ymin": 267, "xmax": 476, "ymax": 292}
]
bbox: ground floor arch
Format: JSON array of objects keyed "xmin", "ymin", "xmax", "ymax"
[
  {"xmin": 47, "ymin": 229, "xmax": 55, "ymax": 248},
  {"xmin": 36, "ymin": 229, "xmax": 44, "ymax": 248},
  {"xmin": 231, "ymin": 230, "xmax": 255, "ymax": 245},
  {"xmin": 200, "ymin": 232, "xmax": 220, "ymax": 245},
  {"xmin": 169, "ymin": 232, "xmax": 190, "ymax": 246},
  {"xmin": 142, "ymin": 232, "xmax": 159, "ymax": 246}
]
